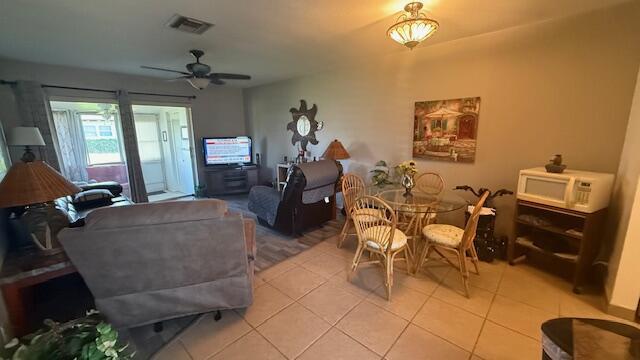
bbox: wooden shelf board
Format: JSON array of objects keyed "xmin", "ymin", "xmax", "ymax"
[
  {"xmin": 515, "ymin": 219, "xmax": 583, "ymax": 240},
  {"xmin": 515, "ymin": 237, "xmax": 578, "ymax": 263}
]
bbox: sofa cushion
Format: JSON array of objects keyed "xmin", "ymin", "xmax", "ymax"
[
  {"xmin": 85, "ymin": 198, "xmax": 228, "ymax": 230},
  {"xmin": 79, "ymin": 181, "xmax": 123, "ymax": 197},
  {"xmin": 73, "ymin": 189, "xmax": 114, "ymax": 209}
]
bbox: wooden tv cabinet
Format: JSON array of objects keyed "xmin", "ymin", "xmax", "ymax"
[
  {"xmin": 508, "ymin": 200, "xmax": 607, "ymax": 294},
  {"xmin": 204, "ymin": 165, "xmax": 259, "ymax": 196}
]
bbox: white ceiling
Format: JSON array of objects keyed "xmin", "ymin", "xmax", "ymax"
[{"xmin": 0, "ymin": 0, "xmax": 630, "ymax": 87}]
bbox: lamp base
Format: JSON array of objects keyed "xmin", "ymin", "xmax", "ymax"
[
  {"xmin": 20, "ymin": 203, "xmax": 69, "ymax": 255},
  {"xmin": 21, "ymin": 146, "xmax": 36, "ymax": 162}
]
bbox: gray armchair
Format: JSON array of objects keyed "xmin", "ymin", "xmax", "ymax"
[{"xmin": 59, "ymin": 199, "xmax": 256, "ymax": 329}]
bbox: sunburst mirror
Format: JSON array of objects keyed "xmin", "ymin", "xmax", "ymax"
[{"xmin": 287, "ymin": 100, "xmax": 323, "ymax": 152}]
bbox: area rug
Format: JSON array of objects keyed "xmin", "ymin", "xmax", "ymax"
[
  {"xmin": 222, "ymin": 194, "xmax": 344, "ymax": 271},
  {"xmin": 124, "ymin": 194, "xmax": 344, "ymax": 358}
]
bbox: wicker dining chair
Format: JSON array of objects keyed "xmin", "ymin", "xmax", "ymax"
[
  {"xmin": 338, "ymin": 173, "xmax": 367, "ymax": 248},
  {"xmin": 411, "ymin": 172, "xmax": 446, "ymax": 229},
  {"xmin": 416, "ymin": 191, "xmax": 489, "ymax": 297},
  {"xmin": 350, "ymin": 195, "xmax": 410, "ymax": 300},
  {"xmin": 416, "ymin": 172, "xmax": 445, "ymax": 195}
]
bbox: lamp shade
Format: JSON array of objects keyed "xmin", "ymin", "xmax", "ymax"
[
  {"xmin": 187, "ymin": 78, "xmax": 210, "ymax": 90},
  {"xmin": 8, "ymin": 127, "xmax": 46, "ymax": 146},
  {"xmin": 0, "ymin": 161, "xmax": 81, "ymax": 207},
  {"xmin": 322, "ymin": 139, "xmax": 350, "ymax": 160}
]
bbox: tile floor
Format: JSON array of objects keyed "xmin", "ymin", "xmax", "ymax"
[{"xmin": 153, "ymin": 235, "xmax": 638, "ymax": 360}]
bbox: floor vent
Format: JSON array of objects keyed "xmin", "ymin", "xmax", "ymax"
[{"xmin": 166, "ymin": 14, "xmax": 213, "ymax": 35}]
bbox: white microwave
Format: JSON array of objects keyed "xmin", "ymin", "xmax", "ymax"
[{"xmin": 517, "ymin": 167, "xmax": 614, "ymax": 213}]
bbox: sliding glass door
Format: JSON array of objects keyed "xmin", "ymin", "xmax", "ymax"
[
  {"xmin": 131, "ymin": 105, "xmax": 196, "ymax": 202},
  {"xmin": 50, "ymin": 101, "xmax": 130, "ymax": 197}
]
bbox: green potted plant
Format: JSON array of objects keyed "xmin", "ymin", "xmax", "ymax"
[
  {"xmin": 370, "ymin": 161, "xmax": 393, "ymax": 188},
  {"xmin": 0, "ymin": 311, "xmax": 133, "ymax": 360}
]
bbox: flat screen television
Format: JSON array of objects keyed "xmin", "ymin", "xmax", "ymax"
[{"xmin": 203, "ymin": 136, "xmax": 253, "ymax": 166}]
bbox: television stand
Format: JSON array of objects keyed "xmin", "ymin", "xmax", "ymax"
[{"xmin": 204, "ymin": 165, "xmax": 259, "ymax": 196}]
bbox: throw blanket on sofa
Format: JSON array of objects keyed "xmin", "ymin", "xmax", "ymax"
[
  {"xmin": 248, "ymin": 186, "xmax": 281, "ymax": 226},
  {"xmin": 297, "ymin": 160, "xmax": 339, "ymax": 204}
]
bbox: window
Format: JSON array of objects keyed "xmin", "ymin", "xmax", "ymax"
[
  {"xmin": 50, "ymin": 100, "xmax": 131, "ymax": 198},
  {"xmin": 50, "ymin": 101, "xmax": 126, "ymax": 168},
  {"xmin": 83, "ymin": 124, "xmax": 97, "ymax": 138},
  {"xmin": 98, "ymin": 125, "xmax": 113, "ymax": 137}
]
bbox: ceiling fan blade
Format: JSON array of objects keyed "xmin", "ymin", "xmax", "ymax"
[
  {"xmin": 141, "ymin": 65, "xmax": 191, "ymax": 76},
  {"xmin": 210, "ymin": 73, "xmax": 251, "ymax": 80},
  {"xmin": 210, "ymin": 78, "xmax": 226, "ymax": 85}
]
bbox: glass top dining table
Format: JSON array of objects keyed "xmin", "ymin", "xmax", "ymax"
[
  {"xmin": 366, "ymin": 184, "xmax": 468, "ymax": 273},
  {"xmin": 366, "ymin": 184, "xmax": 467, "ymax": 214}
]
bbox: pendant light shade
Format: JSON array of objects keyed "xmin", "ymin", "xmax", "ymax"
[
  {"xmin": 388, "ymin": 2, "xmax": 439, "ymax": 49},
  {"xmin": 187, "ymin": 77, "xmax": 210, "ymax": 90}
]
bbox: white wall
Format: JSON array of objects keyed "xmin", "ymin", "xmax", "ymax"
[
  {"xmin": 0, "ymin": 58, "xmax": 246, "ymax": 184},
  {"xmin": 606, "ymin": 66, "xmax": 640, "ymax": 313},
  {"xmin": 244, "ymin": 3, "xmax": 640, "ymax": 235}
]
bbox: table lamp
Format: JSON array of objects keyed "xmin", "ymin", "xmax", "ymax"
[
  {"xmin": 7, "ymin": 126, "xmax": 46, "ymax": 162},
  {"xmin": 322, "ymin": 139, "xmax": 350, "ymax": 160},
  {"xmin": 322, "ymin": 139, "xmax": 350, "ymax": 215},
  {"xmin": 0, "ymin": 127, "xmax": 81, "ymax": 254}
]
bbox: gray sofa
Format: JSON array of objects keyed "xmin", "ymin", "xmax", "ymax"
[{"xmin": 59, "ymin": 199, "xmax": 256, "ymax": 329}]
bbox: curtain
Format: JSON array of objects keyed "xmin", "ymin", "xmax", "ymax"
[
  {"xmin": 117, "ymin": 90, "xmax": 148, "ymax": 203},
  {"xmin": 51, "ymin": 110, "xmax": 89, "ymax": 182},
  {"xmin": 0, "ymin": 121, "xmax": 10, "ymax": 181},
  {"xmin": 13, "ymin": 81, "xmax": 61, "ymax": 170}
]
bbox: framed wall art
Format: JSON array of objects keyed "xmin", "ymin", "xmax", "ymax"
[{"xmin": 413, "ymin": 97, "xmax": 481, "ymax": 163}]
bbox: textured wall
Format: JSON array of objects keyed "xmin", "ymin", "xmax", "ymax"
[{"xmin": 244, "ymin": 3, "xmax": 640, "ymax": 236}]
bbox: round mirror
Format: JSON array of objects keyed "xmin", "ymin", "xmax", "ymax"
[{"xmin": 296, "ymin": 115, "xmax": 311, "ymax": 136}]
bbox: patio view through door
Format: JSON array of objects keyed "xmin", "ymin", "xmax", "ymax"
[
  {"xmin": 49, "ymin": 100, "xmax": 131, "ymax": 197},
  {"xmin": 132, "ymin": 105, "xmax": 196, "ymax": 202}
]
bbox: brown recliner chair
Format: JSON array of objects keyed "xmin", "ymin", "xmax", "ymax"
[{"xmin": 248, "ymin": 160, "xmax": 342, "ymax": 235}]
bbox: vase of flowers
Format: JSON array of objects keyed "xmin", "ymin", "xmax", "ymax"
[{"xmin": 396, "ymin": 160, "xmax": 417, "ymax": 196}]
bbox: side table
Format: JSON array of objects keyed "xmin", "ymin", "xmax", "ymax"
[{"xmin": 0, "ymin": 247, "xmax": 77, "ymax": 337}]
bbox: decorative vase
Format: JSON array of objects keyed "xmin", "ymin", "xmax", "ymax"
[
  {"xmin": 545, "ymin": 154, "xmax": 566, "ymax": 173},
  {"xmin": 21, "ymin": 203, "xmax": 69, "ymax": 255},
  {"xmin": 401, "ymin": 173, "xmax": 415, "ymax": 196}
]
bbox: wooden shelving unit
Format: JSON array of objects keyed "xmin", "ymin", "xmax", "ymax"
[
  {"xmin": 508, "ymin": 200, "xmax": 607, "ymax": 293},
  {"xmin": 204, "ymin": 166, "xmax": 259, "ymax": 196}
]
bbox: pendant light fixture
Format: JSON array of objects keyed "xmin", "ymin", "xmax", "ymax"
[{"xmin": 388, "ymin": 2, "xmax": 439, "ymax": 50}]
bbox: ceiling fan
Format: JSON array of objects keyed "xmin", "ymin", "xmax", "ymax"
[{"xmin": 141, "ymin": 49, "xmax": 251, "ymax": 89}]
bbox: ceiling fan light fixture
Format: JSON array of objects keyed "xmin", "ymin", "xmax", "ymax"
[
  {"xmin": 388, "ymin": 2, "xmax": 439, "ymax": 49},
  {"xmin": 187, "ymin": 77, "xmax": 210, "ymax": 90}
]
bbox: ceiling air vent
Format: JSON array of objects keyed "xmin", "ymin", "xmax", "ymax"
[{"xmin": 166, "ymin": 14, "xmax": 213, "ymax": 35}]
